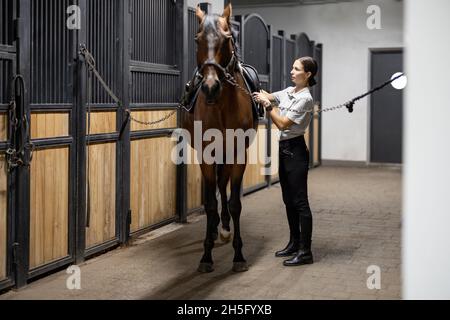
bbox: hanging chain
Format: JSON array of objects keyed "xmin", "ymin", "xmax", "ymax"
[
  {"xmin": 79, "ymin": 45, "xmax": 179, "ymax": 133},
  {"xmin": 128, "ymin": 109, "xmax": 178, "ymax": 126},
  {"xmin": 80, "ymin": 44, "xmax": 405, "ymax": 130}
]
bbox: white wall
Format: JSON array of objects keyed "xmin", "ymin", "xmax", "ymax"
[
  {"xmin": 233, "ymin": 0, "xmax": 403, "ymax": 162},
  {"xmin": 403, "ymin": 0, "xmax": 450, "ymax": 299},
  {"xmin": 187, "ymin": 0, "xmax": 224, "ymax": 14}
]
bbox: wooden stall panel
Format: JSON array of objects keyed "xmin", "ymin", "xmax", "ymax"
[
  {"xmin": 313, "ymin": 112, "xmax": 320, "ymax": 165},
  {"xmin": 0, "ymin": 153, "xmax": 7, "ymax": 280},
  {"xmin": 130, "ymin": 137, "xmax": 177, "ymax": 232},
  {"xmin": 305, "ymin": 127, "xmax": 310, "ymax": 150},
  {"xmin": 187, "ymin": 145, "xmax": 202, "ymax": 211},
  {"xmin": 243, "ymin": 124, "xmax": 267, "ymax": 189},
  {"xmin": 87, "ymin": 112, "xmax": 116, "ymax": 135},
  {"xmin": 30, "ymin": 148, "xmax": 69, "ymax": 269},
  {"xmin": 0, "ymin": 113, "xmax": 6, "ymax": 142},
  {"xmin": 270, "ymin": 123, "xmax": 279, "ymax": 181},
  {"xmin": 130, "ymin": 110, "xmax": 177, "ymax": 131},
  {"xmin": 31, "ymin": 113, "xmax": 69, "ymax": 139},
  {"xmin": 86, "ymin": 143, "xmax": 116, "ymax": 248}
]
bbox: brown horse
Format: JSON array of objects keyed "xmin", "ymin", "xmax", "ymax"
[{"xmin": 181, "ymin": 3, "xmax": 257, "ymax": 273}]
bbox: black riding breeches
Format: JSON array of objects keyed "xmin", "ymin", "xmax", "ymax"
[{"xmin": 278, "ymin": 135, "xmax": 313, "ymax": 250}]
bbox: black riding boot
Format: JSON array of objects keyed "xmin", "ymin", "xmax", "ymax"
[
  {"xmin": 275, "ymin": 237, "xmax": 300, "ymax": 257},
  {"xmin": 283, "ymin": 234, "xmax": 313, "ymax": 266}
]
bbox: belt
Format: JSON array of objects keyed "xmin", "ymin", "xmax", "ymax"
[{"xmin": 279, "ymin": 135, "xmax": 305, "ymax": 147}]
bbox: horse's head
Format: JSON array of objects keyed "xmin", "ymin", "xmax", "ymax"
[{"xmin": 195, "ymin": 4, "xmax": 235, "ymax": 104}]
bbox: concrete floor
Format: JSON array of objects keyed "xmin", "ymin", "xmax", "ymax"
[{"xmin": 0, "ymin": 166, "xmax": 402, "ymax": 300}]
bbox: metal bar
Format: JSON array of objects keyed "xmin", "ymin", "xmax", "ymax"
[
  {"xmin": 30, "ymin": 137, "xmax": 73, "ymax": 149},
  {"xmin": 14, "ymin": 0, "xmax": 32, "ymax": 289},
  {"xmin": 120, "ymin": 0, "xmax": 132, "ymax": 244},
  {"xmin": 129, "ymin": 216, "xmax": 177, "ymax": 239},
  {"xmin": 243, "ymin": 182, "xmax": 269, "ymax": 197},
  {"xmin": 175, "ymin": 0, "xmax": 187, "ymax": 223},
  {"xmin": 29, "ymin": 103, "xmax": 74, "ymax": 110},
  {"xmin": 27, "ymin": 256, "xmax": 73, "ymax": 279},
  {"xmin": 129, "ymin": 103, "xmax": 179, "ymax": 110},
  {"xmin": 84, "ymin": 238, "xmax": 120, "ymax": 259},
  {"xmin": 0, "ymin": 278, "xmax": 14, "ymax": 291},
  {"xmin": 115, "ymin": 0, "xmax": 126, "ymax": 246},
  {"xmin": 0, "ymin": 45, "xmax": 15, "ymax": 53},
  {"xmin": 130, "ymin": 128, "xmax": 175, "ymax": 140},
  {"xmin": 266, "ymin": 25, "xmax": 273, "ymax": 187},
  {"xmin": 75, "ymin": 0, "xmax": 88, "ymax": 265},
  {"xmin": 129, "ymin": 61, "xmax": 181, "ymax": 75},
  {"xmin": 67, "ymin": 19, "xmax": 78, "ymax": 270},
  {"xmin": 85, "ymin": 133, "xmax": 120, "ymax": 143}
]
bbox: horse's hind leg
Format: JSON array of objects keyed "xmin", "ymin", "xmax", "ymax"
[
  {"xmin": 198, "ymin": 164, "xmax": 220, "ymax": 273},
  {"xmin": 229, "ymin": 164, "xmax": 248, "ymax": 272},
  {"xmin": 217, "ymin": 164, "xmax": 232, "ymax": 242}
]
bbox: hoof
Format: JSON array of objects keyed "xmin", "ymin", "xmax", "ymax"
[
  {"xmin": 198, "ymin": 262, "xmax": 214, "ymax": 273},
  {"xmin": 219, "ymin": 228, "xmax": 231, "ymax": 242},
  {"xmin": 232, "ymin": 261, "xmax": 249, "ymax": 272}
]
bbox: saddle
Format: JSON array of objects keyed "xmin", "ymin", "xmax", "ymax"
[{"xmin": 180, "ymin": 63, "xmax": 264, "ymax": 119}]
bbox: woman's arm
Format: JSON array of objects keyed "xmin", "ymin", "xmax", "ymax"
[
  {"xmin": 252, "ymin": 91, "xmax": 294, "ymax": 130},
  {"xmin": 267, "ymin": 107, "xmax": 294, "ymax": 130}
]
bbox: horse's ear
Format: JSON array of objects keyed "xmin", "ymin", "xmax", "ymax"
[
  {"xmin": 196, "ymin": 5, "xmax": 205, "ymax": 24},
  {"xmin": 222, "ymin": 3, "xmax": 232, "ymax": 25}
]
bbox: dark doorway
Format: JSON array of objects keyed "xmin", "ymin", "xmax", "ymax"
[{"xmin": 370, "ymin": 49, "xmax": 404, "ymax": 164}]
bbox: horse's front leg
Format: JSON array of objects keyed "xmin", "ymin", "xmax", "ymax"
[
  {"xmin": 229, "ymin": 163, "xmax": 248, "ymax": 272},
  {"xmin": 198, "ymin": 164, "xmax": 220, "ymax": 273},
  {"xmin": 218, "ymin": 164, "xmax": 232, "ymax": 242}
]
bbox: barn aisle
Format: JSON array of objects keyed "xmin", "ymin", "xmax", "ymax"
[{"xmin": 0, "ymin": 166, "xmax": 401, "ymax": 300}]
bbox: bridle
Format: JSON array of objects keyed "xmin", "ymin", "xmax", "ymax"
[{"xmin": 195, "ymin": 32, "xmax": 254, "ymax": 103}]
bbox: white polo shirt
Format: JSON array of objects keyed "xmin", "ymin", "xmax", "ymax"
[{"xmin": 272, "ymin": 86, "xmax": 314, "ymax": 141}]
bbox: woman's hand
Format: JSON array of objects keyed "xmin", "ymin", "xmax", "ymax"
[
  {"xmin": 260, "ymin": 89, "xmax": 271, "ymax": 100},
  {"xmin": 252, "ymin": 91, "xmax": 272, "ymax": 109}
]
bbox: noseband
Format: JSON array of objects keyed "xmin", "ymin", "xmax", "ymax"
[{"xmin": 197, "ymin": 50, "xmax": 238, "ymax": 83}]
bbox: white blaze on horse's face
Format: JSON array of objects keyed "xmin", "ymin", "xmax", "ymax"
[{"xmin": 196, "ymin": 4, "xmax": 234, "ymax": 104}]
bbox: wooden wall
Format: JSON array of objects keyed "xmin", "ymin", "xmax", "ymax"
[
  {"xmin": 313, "ymin": 108, "xmax": 320, "ymax": 165},
  {"xmin": 30, "ymin": 147, "xmax": 69, "ymax": 269},
  {"xmin": 130, "ymin": 110, "xmax": 177, "ymax": 131},
  {"xmin": 187, "ymin": 145, "xmax": 202, "ymax": 211},
  {"xmin": 243, "ymin": 124, "xmax": 267, "ymax": 190},
  {"xmin": 31, "ymin": 113, "xmax": 69, "ymax": 139},
  {"xmin": 0, "ymin": 152, "xmax": 7, "ymax": 280},
  {"xmin": 270, "ymin": 123, "xmax": 279, "ymax": 182},
  {"xmin": 85, "ymin": 143, "xmax": 116, "ymax": 248},
  {"xmin": 0, "ymin": 113, "xmax": 6, "ymax": 141},
  {"xmin": 130, "ymin": 137, "xmax": 177, "ymax": 232},
  {"xmin": 87, "ymin": 112, "xmax": 116, "ymax": 135}
]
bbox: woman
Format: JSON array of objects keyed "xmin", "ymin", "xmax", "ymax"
[{"xmin": 253, "ymin": 56, "xmax": 318, "ymax": 266}]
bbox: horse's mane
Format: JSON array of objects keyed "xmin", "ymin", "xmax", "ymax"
[{"xmin": 230, "ymin": 24, "xmax": 242, "ymax": 61}]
